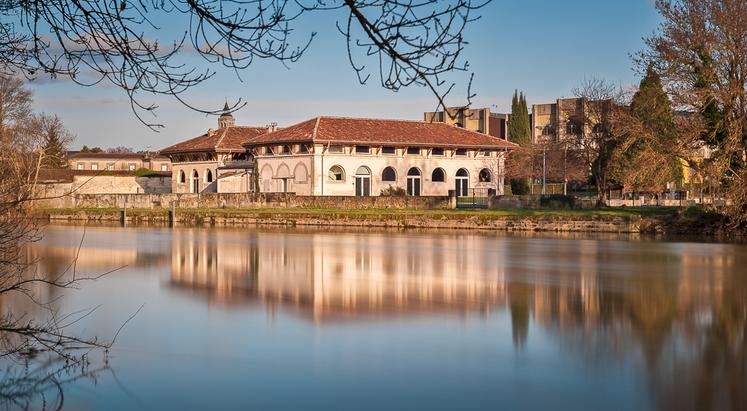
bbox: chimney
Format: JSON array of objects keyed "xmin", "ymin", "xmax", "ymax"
[
  {"xmin": 267, "ymin": 122, "xmax": 278, "ymax": 132},
  {"xmin": 217, "ymin": 102, "xmax": 235, "ymax": 128}
]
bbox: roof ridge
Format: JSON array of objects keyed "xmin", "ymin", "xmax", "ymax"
[
  {"xmin": 312, "ymin": 116, "xmax": 322, "ymax": 139},
  {"xmin": 318, "ymin": 115, "xmax": 429, "ymax": 123},
  {"xmin": 214, "ymin": 127, "xmax": 229, "ymax": 149}
]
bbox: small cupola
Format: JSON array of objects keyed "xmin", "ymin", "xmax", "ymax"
[{"xmin": 218, "ymin": 102, "xmax": 235, "ymax": 128}]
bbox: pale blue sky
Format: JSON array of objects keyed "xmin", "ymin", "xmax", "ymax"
[{"xmin": 27, "ymin": 0, "xmax": 661, "ymax": 151}]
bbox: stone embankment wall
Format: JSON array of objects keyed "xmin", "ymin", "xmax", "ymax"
[
  {"xmin": 490, "ymin": 194, "xmax": 596, "ymax": 210},
  {"xmin": 41, "ymin": 209, "xmax": 645, "ymax": 233},
  {"xmin": 35, "ymin": 175, "xmax": 171, "ymax": 206},
  {"xmin": 35, "ymin": 192, "xmax": 451, "ymax": 210}
]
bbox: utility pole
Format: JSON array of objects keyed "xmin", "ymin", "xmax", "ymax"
[{"xmin": 541, "ymin": 147, "xmax": 546, "ymax": 195}]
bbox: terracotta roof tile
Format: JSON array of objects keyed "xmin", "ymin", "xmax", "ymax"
[
  {"xmin": 160, "ymin": 126, "xmax": 269, "ymax": 155},
  {"xmin": 243, "ymin": 116, "xmax": 517, "ymax": 149}
]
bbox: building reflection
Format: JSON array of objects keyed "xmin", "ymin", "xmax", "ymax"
[
  {"xmin": 169, "ymin": 229, "xmax": 509, "ymax": 320},
  {"xmin": 168, "ymin": 230, "xmax": 747, "ymax": 410},
  {"xmin": 16, "ymin": 226, "xmax": 747, "ymax": 410}
]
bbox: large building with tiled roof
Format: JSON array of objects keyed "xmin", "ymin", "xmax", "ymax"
[
  {"xmin": 243, "ymin": 116, "xmax": 517, "ymax": 196},
  {"xmin": 159, "ymin": 104, "xmax": 273, "ymax": 193}
]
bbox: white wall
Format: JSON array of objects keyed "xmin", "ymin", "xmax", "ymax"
[
  {"xmin": 172, "ymin": 162, "xmax": 218, "ymax": 193},
  {"xmin": 255, "ymin": 146, "xmax": 505, "ymax": 196}
]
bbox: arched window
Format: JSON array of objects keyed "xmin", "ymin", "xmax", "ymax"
[
  {"xmin": 431, "ymin": 168, "xmax": 445, "ymax": 182},
  {"xmin": 328, "ymin": 165, "xmax": 345, "ymax": 182},
  {"xmin": 355, "ymin": 166, "xmax": 371, "ymax": 196},
  {"xmin": 179, "ymin": 170, "xmax": 186, "ymax": 183},
  {"xmin": 191, "ymin": 170, "xmax": 200, "ymax": 193},
  {"xmin": 294, "ymin": 163, "xmax": 309, "ymax": 183},
  {"xmin": 381, "ymin": 166, "xmax": 397, "ymax": 182},
  {"xmin": 455, "ymin": 168, "xmax": 469, "ymax": 196},
  {"xmin": 205, "ymin": 169, "xmax": 213, "ymax": 183},
  {"xmin": 407, "ymin": 167, "xmax": 421, "ymax": 196},
  {"xmin": 479, "ymin": 168, "xmax": 492, "ymax": 182}
]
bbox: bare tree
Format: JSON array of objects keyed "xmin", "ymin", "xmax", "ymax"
[
  {"xmin": 636, "ymin": 0, "xmax": 747, "ymax": 225},
  {"xmin": 0, "ymin": 78, "xmax": 138, "ymax": 409},
  {"xmin": 0, "ymin": 0, "xmax": 489, "ymax": 129},
  {"xmin": 571, "ymin": 77, "xmax": 621, "ymax": 203}
]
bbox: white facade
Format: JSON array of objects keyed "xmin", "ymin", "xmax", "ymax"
[
  {"xmin": 172, "ymin": 161, "xmax": 219, "ymax": 194},
  {"xmin": 255, "ymin": 145, "xmax": 506, "ymax": 196}
]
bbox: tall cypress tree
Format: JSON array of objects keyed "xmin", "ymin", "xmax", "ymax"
[
  {"xmin": 509, "ymin": 90, "xmax": 520, "ymax": 142},
  {"xmin": 510, "ymin": 90, "xmax": 531, "ymax": 147}
]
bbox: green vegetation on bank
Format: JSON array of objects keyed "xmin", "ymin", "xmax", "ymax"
[{"xmin": 37, "ymin": 206, "xmax": 685, "ymax": 220}]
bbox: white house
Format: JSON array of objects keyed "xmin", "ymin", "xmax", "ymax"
[
  {"xmin": 243, "ymin": 116, "xmax": 517, "ymax": 196},
  {"xmin": 160, "ymin": 105, "xmax": 270, "ymax": 193}
]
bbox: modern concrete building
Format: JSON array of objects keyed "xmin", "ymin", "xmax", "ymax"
[
  {"xmin": 424, "ymin": 107, "xmax": 510, "ymax": 140},
  {"xmin": 243, "ymin": 116, "xmax": 517, "ymax": 196},
  {"xmin": 531, "ymin": 97, "xmax": 610, "ymax": 143},
  {"xmin": 68, "ymin": 152, "xmax": 171, "ymax": 172}
]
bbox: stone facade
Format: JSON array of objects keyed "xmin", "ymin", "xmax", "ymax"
[
  {"xmin": 34, "ymin": 192, "xmax": 451, "ymax": 210},
  {"xmin": 33, "ymin": 174, "xmax": 172, "ymax": 207},
  {"xmin": 255, "ymin": 145, "xmax": 506, "ymax": 196},
  {"xmin": 245, "ymin": 116, "xmax": 516, "ymax": 197},
  {"xmin": 172, "ymin": 161, "xmax": 220, "ymax": 194}
]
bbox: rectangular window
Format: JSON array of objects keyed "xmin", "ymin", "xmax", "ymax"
[
  {"xmin": 299, "ymin": 145, "xmax": 309, "ymax": 154},
  {"xmin": 355, "ymin": 145, "xmax": 370, "ymax": 154},
  {"xmin": 455, "ymin": 148, "xmax": 468, "ymax": 156},
  {"xmin": 161, "ymin": 164, "xmax": 168, "ymax": 171},
  {"xmin": 406, "ymin": 147, "xmax": 420, "ymax": 155},
  {"xmin": 431, "ymin": 148, "xmax": 445, "ymax": 156},
  {"xmin": 281, "ymin": 145, "xmax": 291, "ymax": 155},
  {"xmin": 91, "ymin": 163, "xmax": 98, "ymax": 170},
  {"xmin": 479, "ymin": 150, "xmax": 492, "ymax": 157},
  {"xmin": 381, "ymin": 146, "xmax": 396, "ymax": 155},
  {"xmin": 77, "ymin": 163, "xmax": 84, "ymax": 170},
  {"xmin": 128, "ymin": 163, "xmax": 136, "ymax": 171},
  {"xmin": 264, "ymin": 146, "xmax": 274, "ymax": 156},
  {"xmin": 328, "ymin": 145, "xmax": 344, "ymax": 153}
]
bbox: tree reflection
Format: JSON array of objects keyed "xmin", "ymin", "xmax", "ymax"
[{"xmin": 25, "ymin": 226, "xmax": 747, "ymax": 410}]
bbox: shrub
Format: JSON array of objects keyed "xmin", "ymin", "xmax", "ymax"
[{"xmin": 380, "ymin": 185, "xmax": 406, "ymax": 196}]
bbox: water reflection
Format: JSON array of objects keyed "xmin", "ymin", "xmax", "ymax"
[
  {"xmin": 170, "ymin": 229, "xmax": 509, "ymax": 320},
  {"xmin": 18, "ymin": 226, "xmax": 747, "ymax": 410},
  {"xmin": 165, "ymin": 228, "xmax": 747, "ymax": 410}
]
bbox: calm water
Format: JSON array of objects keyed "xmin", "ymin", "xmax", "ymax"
[{"xmin": 4, "ymin": 224, "xmax": 747, "ymax": 410}]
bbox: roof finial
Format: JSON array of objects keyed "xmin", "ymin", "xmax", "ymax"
[{"xmin": 222, "ymin": 100, "xmax": 230, "ymax": 114}]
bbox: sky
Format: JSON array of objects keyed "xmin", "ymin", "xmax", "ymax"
[{"xmin": 26, "ymin": 0, "xmax": 662, "ymax": 151}]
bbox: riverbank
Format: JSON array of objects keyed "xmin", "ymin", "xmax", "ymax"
[{"xmin": 33, "ymin": 206, "xmax": 728, "ymax": 235}]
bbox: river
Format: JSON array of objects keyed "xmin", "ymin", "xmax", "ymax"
[{"xmin": 3, "ymin": 224, "xmax": 746, "ymax": 410}]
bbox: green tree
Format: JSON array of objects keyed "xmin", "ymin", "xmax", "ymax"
[
  {"xmin": 611, "ymin": 66, "xmax": 682, "ymax": 192},
  {"xmin": 39, "ymin": 114, "xmax": 73, "ymax": 169},
  {"xmin": 507, "ymin": 90, "xmax": 533, "ymax": 194},
  {"xmin": 510, "ymin": 90, "xmax": 532, "ymax": 147}
]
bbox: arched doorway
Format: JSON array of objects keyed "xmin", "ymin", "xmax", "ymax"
[
  {"xmin": 355, "ymin": 166, "xmax": 371, "ymax": 196},
  {"xmin": 192, "ymin": 170, "xmax": 200, "ymax": 193},
  {"xmin": 455, "ymin": 168, "xmax": 469, "ymax": 196},
  {"xmin": 407, "ymin": 167, "xmax": 421, "ymax": 196}
]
